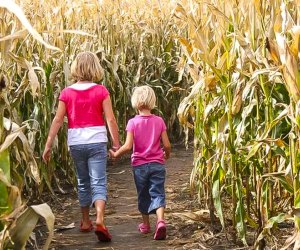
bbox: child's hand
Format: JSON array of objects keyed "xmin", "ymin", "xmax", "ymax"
[
  {"xmin": 42, "ymin": 146, "xmax": 51, "ymax": 163},
  {"xmin": 164, "ymin": 151, "xmax": 170, "ymax": 160},
  {"xmin": 109, "ymin": 149, "xmax": 117, "ymax": 160}
]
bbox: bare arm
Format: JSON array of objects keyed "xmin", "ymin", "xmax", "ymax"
[
  {"xmin": 109, "ymin": 131, "xmax": 133, "ymax": 158},
  {"xmin": 42, "ymin": 101, "xmax": 66, "ymax": 163},
  {"xmin": 103, "ymin": 96, "xmax": 120, "ymax": 149},
  {"xmin": 161, "ymin": 131, "xmax": 171, "ymax": 159}
]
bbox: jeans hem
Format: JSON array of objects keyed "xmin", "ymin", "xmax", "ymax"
[
  {"xmin": 139, "ymin": 204, "xmax": 166, "ymax": 215},
  {"xmin": 92, "ymin": 197, "xmax": 107, "ymax": 205}
]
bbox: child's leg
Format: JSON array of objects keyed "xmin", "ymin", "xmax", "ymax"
[
  {"xmin": 133, "ymin": 166, "xmax": 152, "ymax": 214},
  {"xmin": 133, "ymin": 165, "xmax": 152, "ymax": 233},
  {"xmin": 155, "ymin": 207, "xmax": 165, "ymax": 221},
  {"xmin": 147, "ymin": 163, "xmax": 166, "ymax": 215},
  {"xmin": 94, "ymin": 200, "xmax": 106, "ymax": 226},
  {"xmin": 81, "ymin": 206, "xmax": 90, "ymax": 223},
  {"xmin": 88, "ymin": 143, "xmax": 112, "ymax": 241},
  {"xmin": 69, "ymin": 145, "xmax": 92, "ymax": 229},
  {"xmin": 142, "ymin": 213, "xmax": 150, "ymax": 226},
  {"xmin": 138, "ymin": 213, "xmax": 151, "ymax": 234},
  {"xmin": 94, "ymin": 199, "xmax": 111, "ymax": 242},
  {"xmin": 147, "ymin": 163, "xmax": 167, "ymax": 240},
  {"xmin": 87, "ymin": 143, "xmax": 108, "ymax": 227}
]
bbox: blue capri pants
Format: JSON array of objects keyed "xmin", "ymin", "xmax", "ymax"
[
  {"xmin": 133, "ymin": 162, "xmax": 166, "ymax": 215},
  {"xmin": 69, "ymin": 142, "xmax": 107, "ymax": 207}
]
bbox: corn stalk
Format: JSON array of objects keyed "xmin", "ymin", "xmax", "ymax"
[{"xmin": 177, "ymin": 0, "xmax": 300, "ymax": 247}]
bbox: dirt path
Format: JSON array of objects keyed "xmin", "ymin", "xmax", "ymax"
[
  {"xmin": 32, "ymin": 145, "xmax": 294, "ymax": 250},
  {"xmin": 47, "ymin": 146, "xmax": 200, "ymax": 250}
]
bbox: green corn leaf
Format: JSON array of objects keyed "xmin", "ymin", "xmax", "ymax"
[
  {"xmin": 235, "ymin": 177, "xmax": 247, "ymax": 246},
  {"xmin": 255, "ymin": 213, "xmax": 288, "ymax": 246},
  {"xmin": 246, "ymin": 142, "xmax": 263, "ymax": 161},
  {"xmin": 212, "ymin": 165, "xmax": 225, "ymax": 228},
  {"xmin": 0, "ymin": 149, "xmax": 10, "ymax": 217}
]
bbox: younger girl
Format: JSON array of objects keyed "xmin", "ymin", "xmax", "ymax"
[
  {"xmin": 42, "ymin": 51, "xmax": 120, "ymax": 242},
  {"xmin": 109, "ymin": 85, "xmax": 171, "ymax": 240}
]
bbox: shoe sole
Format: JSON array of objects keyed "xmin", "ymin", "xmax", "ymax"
[
  {"xmin": 154, "ymin": 226, "xmax": 166, "ymax": 240},
  {"xmin": 139, "ymin": 229, "xmax": 151, "ymax": 234},
  {"xmin": 95, "ymin": 230, "xmax": 112, "ymax": 242}
]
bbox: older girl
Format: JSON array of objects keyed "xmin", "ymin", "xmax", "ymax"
[{"xmin": 43, "ymin": 51, "xmax": 120, "ymax": 242}]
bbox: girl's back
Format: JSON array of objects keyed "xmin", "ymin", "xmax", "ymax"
[
  {"xmin": 60, "ymin": 83, "xmax": 108, "ymax": 128},
  {"xmin": 127, "ymin": 114, "xmax": 166, "ymax": 166}
]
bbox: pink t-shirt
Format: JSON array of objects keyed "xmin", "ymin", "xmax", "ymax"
[
  {"xmin": 126, "ymin": 114, "xmax": 167, "ymax": 166},
  {"xmin": 59, "ymin": 84, "xmax": 109, "ymax": 128}
]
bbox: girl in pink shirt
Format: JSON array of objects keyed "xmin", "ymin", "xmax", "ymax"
[
  {"xmin": 110, "ymin": 85, "xmax": 171, "ymax": 240},
  {"xmin": 42, "ymin": 51, "xmax": 120, "ymax": 242}
]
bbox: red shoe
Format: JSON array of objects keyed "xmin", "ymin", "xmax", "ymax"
[
  {"xmin": 95, "ymin": 225, "xmax": 112, "ymax": 242},
  {"xmin": 154, "ymin": 220, "xmax": 166, "ymax": 240},
  {"xmin": 80, "ymin": 220, "xmax": 93, "ymax": 232}
]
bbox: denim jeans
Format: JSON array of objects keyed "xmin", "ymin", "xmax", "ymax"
[
  {"xmin": 69, "ymin": 142, "xmax": 107, "ymax": 207},
  {"xmin": 133, "ymin": 162, "xmax": 166, "ymax": 215}
]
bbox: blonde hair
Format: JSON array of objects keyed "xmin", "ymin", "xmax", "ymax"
[
  {"xmin": 71, "ymin": 51, "xmax": 104, "ymax": 82},
  {"xmin": 131, "ymin": 85, "xmax": 156, "ymax": 110}
]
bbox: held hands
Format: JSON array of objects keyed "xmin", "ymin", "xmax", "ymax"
[
  {"xmin": 108, "ymin": 149, "xmax": 117, "ymax": 160},
  {"xmin": 109, "ymin": 146, "xmax": 120, "ymax": 160}
]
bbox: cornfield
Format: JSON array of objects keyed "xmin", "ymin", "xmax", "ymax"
[{"xmin": 1, "ymin": 0, "xmax": 300, "ymax": 249}]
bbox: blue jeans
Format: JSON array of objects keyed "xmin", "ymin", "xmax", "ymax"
[
  {"xmin": 69, "ymin": 143, "xmax": 107, "ymax": 207},
  {"xmin": 133, "ymin": 162, "xmax": 166, "ymax": 215}
]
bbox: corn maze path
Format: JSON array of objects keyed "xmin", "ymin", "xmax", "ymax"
[
  {"xmin": 40, "ymin": 146, "xmax": 251, "ymax": 250},
  {"xmin": 50, "ymin": 147, "xmax": 201, "ymax": 250}
]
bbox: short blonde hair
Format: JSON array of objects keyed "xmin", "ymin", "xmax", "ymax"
[
  {"xmin": 131, "ymin": 85, "xmax": 156, "ymax": 110},
  {"xmin": 71, "ymin": 51, "xmax": 104, "ymax": 82}
]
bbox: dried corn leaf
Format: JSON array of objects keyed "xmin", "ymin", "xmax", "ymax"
[{"xmin": 0, "ymin": 0, "xmax": 60, "ymax": 51}]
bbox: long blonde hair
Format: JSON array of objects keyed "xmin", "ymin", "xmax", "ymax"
[{"xmin": 70, "ymin": 51, "xmax": 104, "ymax": 82}]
